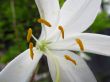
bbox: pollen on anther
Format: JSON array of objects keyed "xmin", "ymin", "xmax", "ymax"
[
  {"xmin": 27, "ymin": 28, "xmax": 32, "ymax": 42},
  {"xmin": 29, "ymin": 42, "xmax": 34, "ymax": 60},
  {"xmin": 37, "ymin": 18, "xmax": 52, "ymax": 27},
  {"xmin": 58, "ymin": 26, "xmax": 64, "ymax": 39},
  {"xmin": 76, "ymin": 38, "xmax": 84, "ymax": 51},
  {"xmin": 64, "ymin": 55, "xmax": 77, "ymax": 65}
]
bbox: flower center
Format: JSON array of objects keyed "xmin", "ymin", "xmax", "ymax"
[
  {"xmin": 26, "ymin": 18, "xmax": 84, "ymax": 60},
  {"xmin": 36, "ymin": 40, "xmax": 50, "ymax": 52}
]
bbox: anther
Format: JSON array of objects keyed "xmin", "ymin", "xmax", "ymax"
[
  {"xmin": 29, "ymin": 42, "xmax": 34, "ymax": 60},
  {"xmin": 76, "ymin": 38, "xmax": 84, "ymax": 51},
  {"xmin": 37, "ymin": 18, "xmax": 52, "ymax": 27},
  {"xmin": 27, "ymin": 28, "xmax": 32, "ymax": 42},
  {"xmin": 58, "ymin": 26, "xmax": 64, "ymax": 39},
  {"xmin": 64, "ymin": 55, "xmax": 77, "ymax": 65}
]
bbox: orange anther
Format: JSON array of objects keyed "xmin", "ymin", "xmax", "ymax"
[
  {"xmin": 64, "ymin": 55, "xmax": 77, "ymax": 65},
  {"xmin": 58, "ymin": 26, "xmax": 64, "ymax": 39},
  {"xmin": 76, "ymin": 38, "xmax": 84, "ymax": 51},
  {"xmin": 27, "ymin": 28, "xmax": 32, "ymax": 42},
  {"xmin": 37, "ymin": 18, "xmax": 52, "ymax": 27},
  {"xmin": 29, "ymin": 42, "xmax": 34, "ymax": 59}
]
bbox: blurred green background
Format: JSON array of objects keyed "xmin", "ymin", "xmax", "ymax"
[{"xmin": 0, "ymin": 0, "xmax": 110, "ymax": 82}]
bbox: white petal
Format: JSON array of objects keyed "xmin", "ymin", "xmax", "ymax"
[
  {"xmin": 50, "ymin": 33, "xmax": 110, "ymax": 56},
  {"xmin": 58, "ymin": 0, "xmax": 101, "ymax": 38},
  {"xmin": 76, "ymin": 33, "xmax": 110, "ymax": 56},
  {"xmin": 46, "ymin": 50, "xmax": 97, "ymax": 82},
  {"xmin": 59, "ymin": 0, "xmax": 86, "ymax": 26},
  {"xmin": 0, "ymin": 48, "xmax": 42, "ymax": 82},
  {"xmin": 35, "ymin": 0, "xmax": 60, "ymax": 39}
]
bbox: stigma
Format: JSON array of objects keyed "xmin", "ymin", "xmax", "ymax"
[
  {"xmin": 64, "ymin": 55, "xmax": 77, "ymax": 65},
  {"xmin": 76, "ymin": 38, "xmax": 84, "ymax": 51},
  {"xmin": 37, "ymin": 18, "xmax": 52, "ymax": 27},
  {"xmin": 29, "ymin": 42, "xmax": 34, "ymax": 60},
  {"xmin": 58, "ymin": 26, "xmax": 64, "ymax": 39}
]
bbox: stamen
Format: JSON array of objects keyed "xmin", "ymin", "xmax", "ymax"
[
  {"xmin": 58, "ymin": 26, "xmax": 64, "ymax": 39},
  {"xmin": 32, "ymin": 35, "xmax": 38, "ymax": 42},
  {"xmin": 76, "ymin": 38, "xmax": 84, "ymax": 51},
  {"xmin": 29, "ymin": 42, "xmax": 34, "ymax": 59},
  {"xmin": 37, "ymin": 18, "xmax": 52, "ymax": 27},
  {"xmin": 27, "ymin": 28, "xmax": 32, "ymax": 42},
  {"xmin": 64, "ymin": 55, "xmax": 77, "ymax": 65}
]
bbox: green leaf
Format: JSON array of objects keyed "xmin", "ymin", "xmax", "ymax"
[{"xmin": 90, "ymin": 12, "xmax": 110, "ymax": 32}]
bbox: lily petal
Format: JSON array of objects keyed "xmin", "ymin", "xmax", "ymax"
[
  {"xmin": 50, "ymin": 33, "xmax": 110, "ymax": 56},
  {"xmin": 35, "ymin": 0, "xmax": 60, "ymax": 39},
  {"xmin": 75, "ymin": 33, "xmax": 110, "ymax": 56},
  {"xmin": 46, "ymin": 50, "xmax": 96, "ymax": 82},
  {"xmin": 58, "ymin": 0, "xmax": 101, "ymax": 38},
  {"xmin": 0, "ymin": 48, "xmax": 42, "ymax": 82}
]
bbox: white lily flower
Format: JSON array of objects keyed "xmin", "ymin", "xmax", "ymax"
[{"xmin": 0, "ymin": 0, "xmax": 108, "ymax": 82}]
